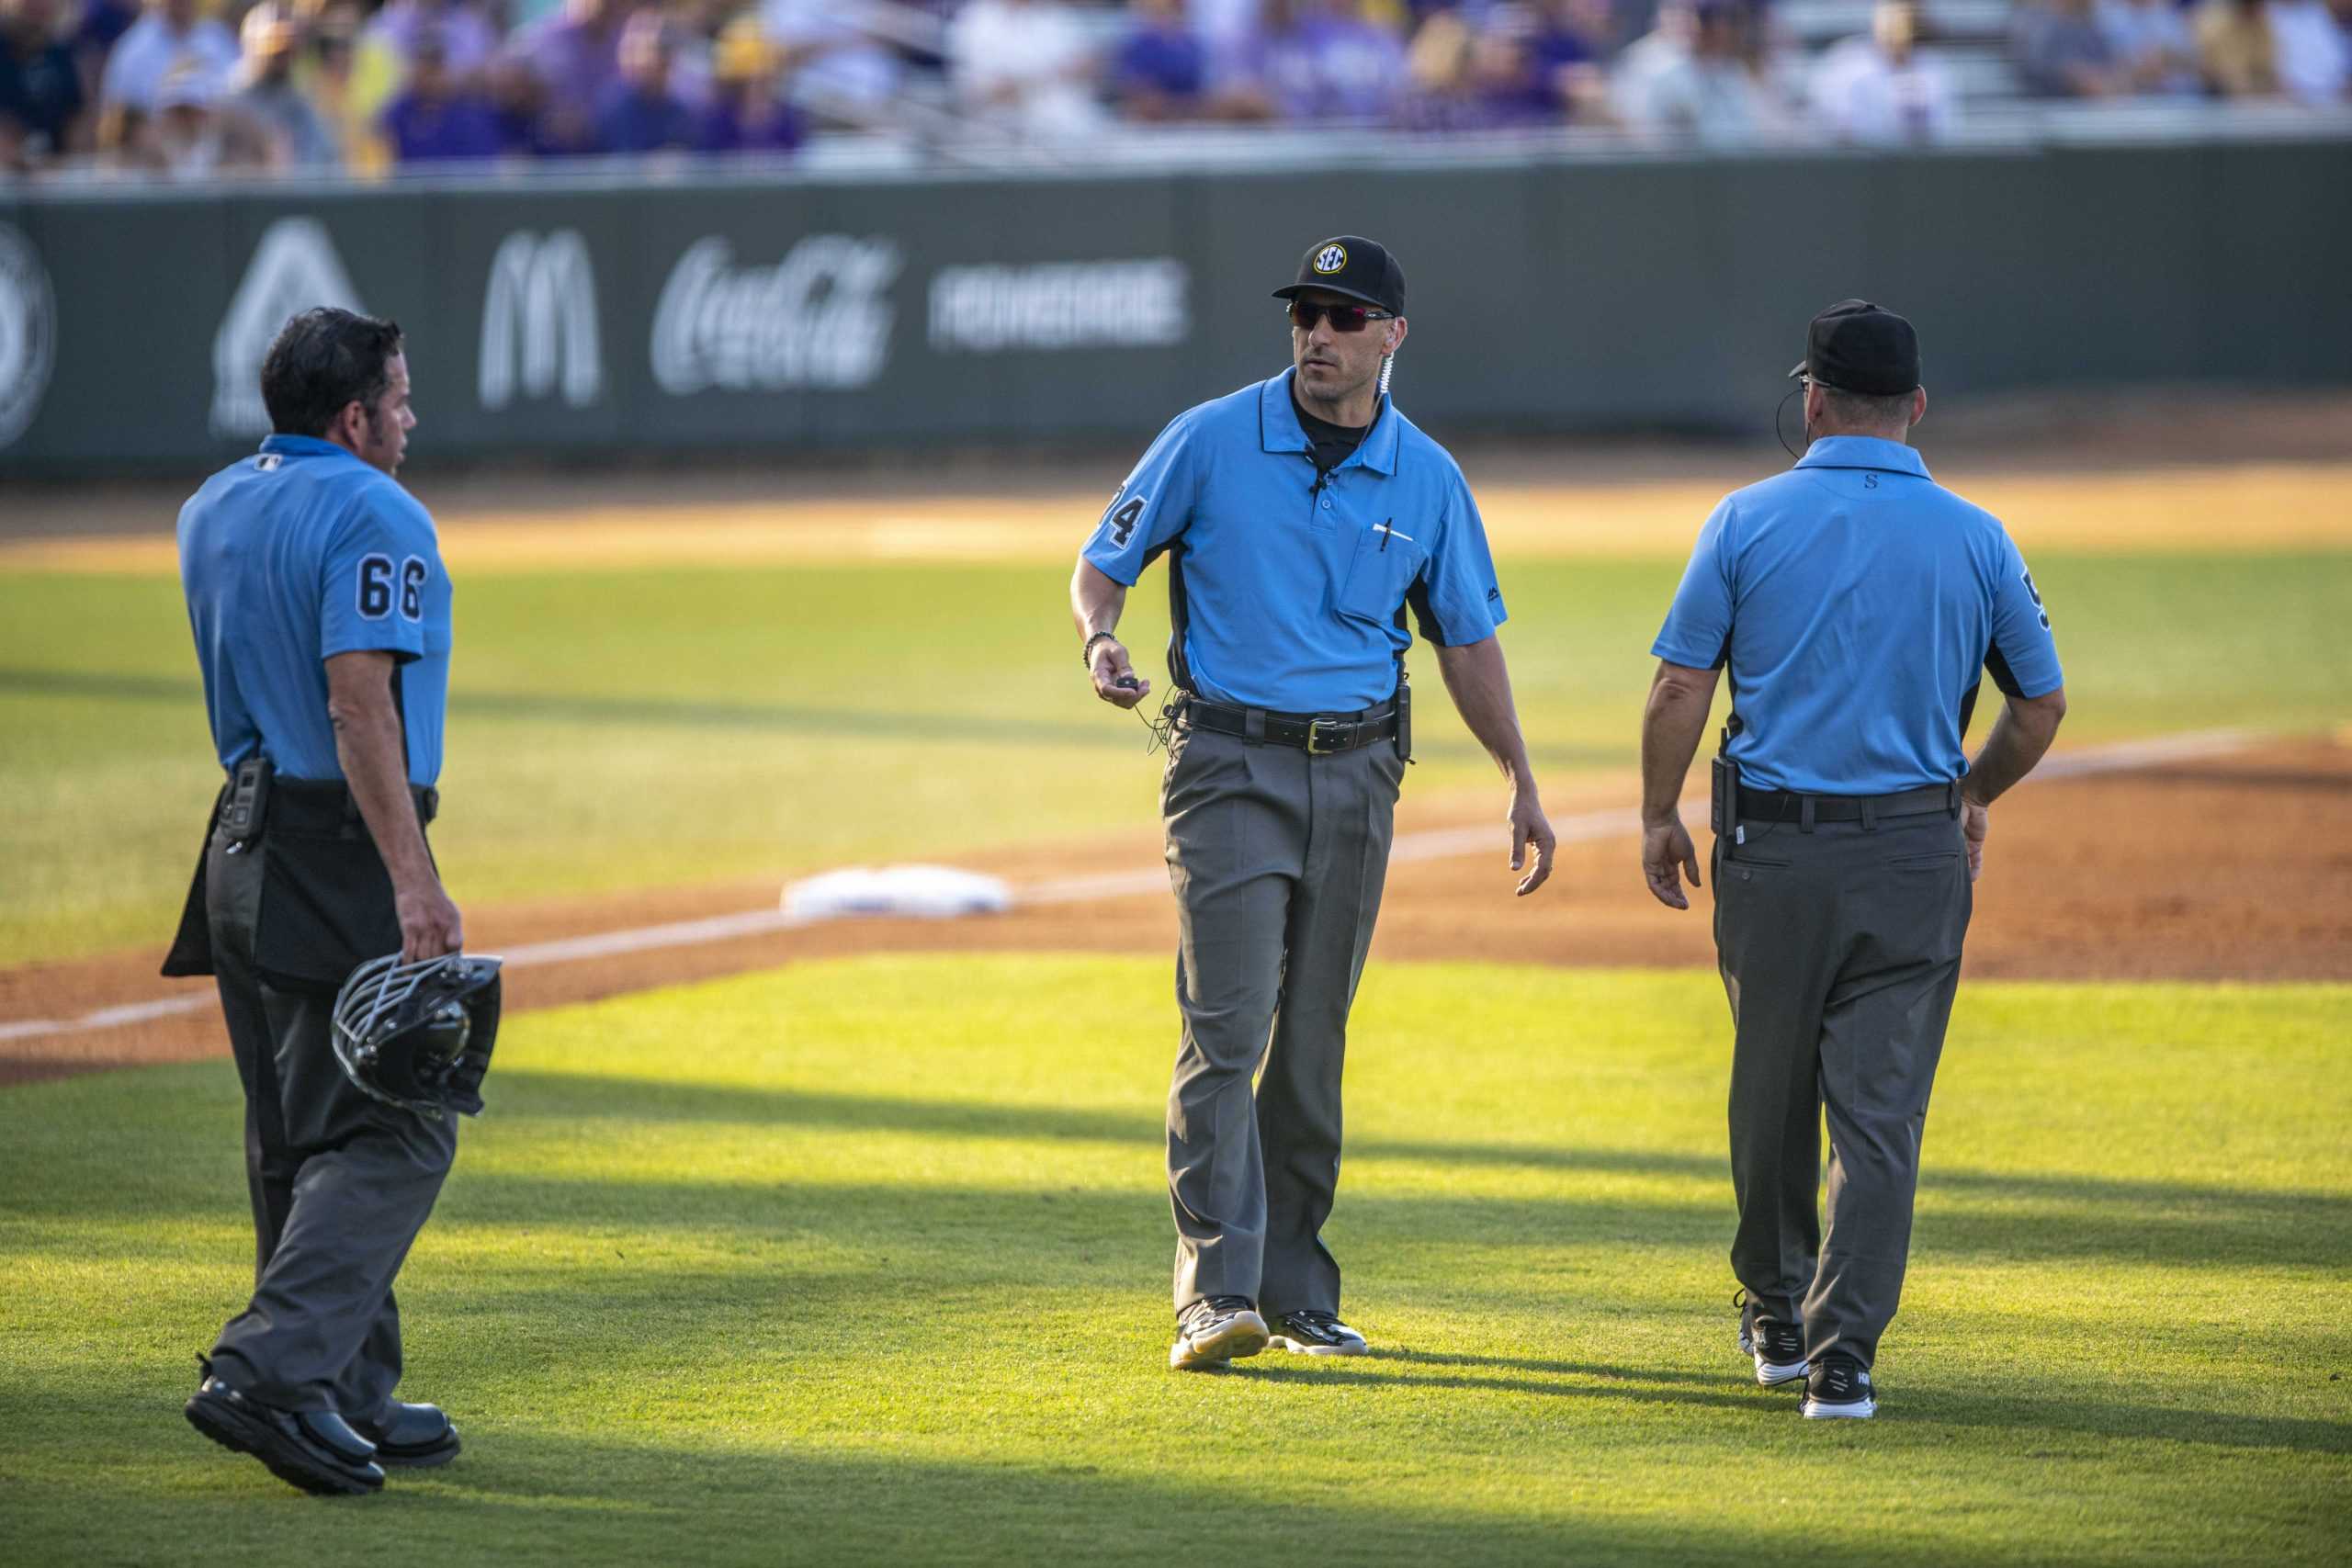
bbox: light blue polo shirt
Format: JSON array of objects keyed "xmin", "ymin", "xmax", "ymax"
[
  {"xmin": 178, "ymin": 434, "xmax": 453, "ymax": 787},
  {"xmin": 1083, "ymin": 369, "xmax": 1506, "ymax": 714},
  {"xmin": 1653, "ymin": 434, "xmax": 2063, "ymax": 796}
]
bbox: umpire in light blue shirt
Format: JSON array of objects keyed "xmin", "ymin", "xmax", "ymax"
[
  {"xmin": 1639, "ymin": 301, "xmax": 2068, "ymax": 1420},
  {"xmin": 1070, "ymin": 236, "xmax": 1559, "ymax": 1372},
  {"xmin": 166, "ymin": 308, "xmax": 469, "ymax": 1493}
]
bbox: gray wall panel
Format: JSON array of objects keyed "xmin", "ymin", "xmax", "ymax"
[
  {"xmin": 0, "ymin": 139, "xmax": 2345, "ymax": 476},
  {"xmin": 1539, "ymin": 160, "xmax": 1719, "ymax": 423},
  {"xmin": 1713, "ymin": 158, "xmax": 1880, "ymax": 423},
  {"xmin": 2202, "ymin": 142, "xmax": 2352, "ymax": 382},
  {"xmin": 22, "ymin": 201, "xmax": 234, "ymax": 462}
]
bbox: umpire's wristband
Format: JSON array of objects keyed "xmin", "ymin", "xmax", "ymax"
[{"xmin": 1082, "ymin": 631, "xmax": 1120, "ymax": 667}]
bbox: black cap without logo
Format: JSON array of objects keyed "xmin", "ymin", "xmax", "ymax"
[
  {"xmin": 1788, "ymin": 299, "xmax": 1919, "ymax": 395},
  {"xmin": 1273, "ymin": 235, "xmax": 1407, "ymax": 315}
]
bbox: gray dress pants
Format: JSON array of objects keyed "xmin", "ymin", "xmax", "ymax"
[
  {"xmin": 201, "ymin": 831, "xmax": 458, "ymax": 1418},
  {"xmin": 1714, "ymin": 807, "xmax": 1973, "ymax": 1371},
  {"xmin": 1162, "ymin": 724, "xmax": 1403, "ymax": 1318}
]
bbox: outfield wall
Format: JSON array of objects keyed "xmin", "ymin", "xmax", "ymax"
[{"xmin": 2, "ymin": 139, "xmax": 2348, "ymax": 474}]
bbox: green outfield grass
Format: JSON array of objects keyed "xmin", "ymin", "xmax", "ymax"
[
  {"xmin": 2, "ymin": 548, "xmax": 2346, "ymax": 964},
  {"xmin": 0, "ymin": 957, "xmax": 2345, "ymax": 1564}
]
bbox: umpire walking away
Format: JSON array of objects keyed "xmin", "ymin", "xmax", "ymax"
[
  {"xmin": 164, "ymin": 308, "xmax": 469, "ymax": 1493},
  {"xmin": 1638, "ymin": 300, "xmax": 2068, "ymax": 1419},
  {"xmin": 1069, "ymin": 236, "xmax": 1559, "ymax": 1372}
]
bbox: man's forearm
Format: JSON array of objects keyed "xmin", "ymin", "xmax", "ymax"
[
  {"xmin": 331, "ymin": 691, "xmax": 437, "ymax": 891},
  {"xmin": 1070, "ymin": 559, "xmax": 1128, "ymax": 641},
  {"xmin": 1640, "ymin": 663, "xmax": 1718, "ymax": 825},
  {"xmin": 1962, "ymin": 689, "xmax": 2067, "ymax": 807},
  {"xmin": 1434, "ymin": 637, "xmax": 1535, "ymax": 788}
]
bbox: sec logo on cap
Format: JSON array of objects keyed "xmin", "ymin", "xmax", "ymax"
[{"xmin": 1313, "ymin": 244, "xmax": 1348, "ymax": 275}]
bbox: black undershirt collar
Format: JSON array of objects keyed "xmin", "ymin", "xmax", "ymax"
[{"xmin": 1293, "ymin": 390, "xmax": 1368, "ymax": 475}]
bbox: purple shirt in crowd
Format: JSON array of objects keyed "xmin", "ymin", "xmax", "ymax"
[
  {"xmin": 594, "ymin": 81, "xmax": 695, "ymax": 152},
  {"xmin": 1266, "ymin": 14, "xmax": 1408, "ymax": 122},
  {"xmin": 1114, "ymin": 19, "xmax": 1206, "ymax": 102},
  {"xmin": 508, "ymin": 12, "xmax": 623, "ymax": 106},
  {"xmin": 368, "ymin": 0, "xmax": 501, "ymax": 73},
  {"xmin": 695, "ymin": 96, "xmax": 806, "ymax": 154},
  {"xmin": 384, "ymin": 89, "xmax": 505, "ymax": 162}
]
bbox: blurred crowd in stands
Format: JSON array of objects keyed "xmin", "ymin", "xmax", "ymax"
[{"xmin": 4, "ymin": 0, "xmax": 2347, "ymax": 177}]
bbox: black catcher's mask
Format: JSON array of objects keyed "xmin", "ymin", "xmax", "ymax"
[{"xmin": 332, "ymin": 953, "xmax": 504, "ymax": 1121}]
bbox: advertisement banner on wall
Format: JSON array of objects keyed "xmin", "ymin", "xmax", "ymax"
[
  {"xmin": 0, "ymin": 220, "xmax": 55, "ymax": 453},
  {"xmin": 2, "ymin": 143, "xmax": 2348, "ymax": 475}
]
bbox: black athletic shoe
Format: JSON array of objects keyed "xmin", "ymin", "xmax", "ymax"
[
  {"xmin": 350, "ymin": 1401, "xmax": 462, "ymax": 1468},
  {"xmin": 1801, "ymin": 1355, "xmax": 1878, "ymax": 1420},
  {"xmin": 1733, "ymin": 1289, "xmax": 1808, "ymax": 1387},
  {"xmin": 1170, "ymin": 1295, "xmax": 1270, "ymax": 1371},
  {"xmin": 185, "ymin": 1359, "xmax": 385, "ymax": 1496},
  {"xmin": 1267, "ymin": 1309, "xmax": 1368, "ymax": 1357}
]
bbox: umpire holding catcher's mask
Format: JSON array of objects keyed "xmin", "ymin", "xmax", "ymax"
[
  {"xmin": 1071, "ymin": 236, "xmax": 1557, "ymax": 1372},
  {"xmin": 1639, "ymin": 301, "xmax": 2068, "ymax": 1419},
  {"xmin": 165, "ymin": 308, "xmax": 470, "ymax": 1493}
]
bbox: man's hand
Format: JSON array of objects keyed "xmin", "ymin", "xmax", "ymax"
[
  {"xmin": 1962, "ymin": 797, "xmax": 1988, "ymax": 883},
  {"xmin": 1509, "ymin": 788, "xmax": 1555, "ymax": 897},
  {"xmin": 1088, "ymin": 638, "xmax": 1152, "ymax": 709},
  {"xmin": 395, "ymin": 878, "xmax": 464, "ymax": 964},
  {"xmin": 1641, "ymin": 814, "xmax": 1702, "ymax": 910}
]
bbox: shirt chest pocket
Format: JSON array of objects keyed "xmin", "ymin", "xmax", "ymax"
[{"xmin": 1332, "ymin": 521, "xmax": 1428, "ymax": 626}]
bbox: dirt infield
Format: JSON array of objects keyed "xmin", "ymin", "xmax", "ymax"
[{"xmin": 6, "ymin": 735, "xmax": 2345, "ymax": 1090}]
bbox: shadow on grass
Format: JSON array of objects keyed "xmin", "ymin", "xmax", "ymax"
[
  {"xmin": 9, "ymin": 1401, "xmax": 2342, "ymax": 1568},
  {"xmin": 1361, "ymin": 1347, "xmax": 1732, "ymax": 1386},
  {"xmin": 6, "ymin": 1067, "xmax": 2345, "ymax": 1273},
  {"xmin": 1233, "ymin": 1357, "xmax": 1758, "ymax": 1413},
  {"xmin": 10, "ymin": 1418, "xmax": 2324, "ymax": 1568},
  {"xmin": 1232, "ymin": 1357, "xmax": 2352, "ymax": 1456},
  {"xmin": 477, "ymin": 1073, "xmax": 2352, "ymax": 1270}
]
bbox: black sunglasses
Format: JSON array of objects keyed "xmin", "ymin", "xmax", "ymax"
[{"xmin": 1286, "ymin": 299, "xmax": 1396, "ymax": 333}]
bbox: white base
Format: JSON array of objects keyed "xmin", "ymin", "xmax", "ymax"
[{"xmin": 781, "ymin": 865, "xmax": 1013, "ymax": 921}]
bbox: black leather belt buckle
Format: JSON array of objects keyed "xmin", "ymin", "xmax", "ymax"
[{"xmin": 1306, "ymin": 717, "xmax": 1344, "ymax": 754}]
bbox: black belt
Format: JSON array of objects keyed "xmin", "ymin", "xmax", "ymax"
[
  {"xmin": 260, "ymin": 774, "xmax": 439, "ymax": 835},
  {"xmin": 1736, "ymin": 781, "xmax": 1959, "ymax": 826},
  {"xmin": 1176, "ymin": 694, "xmax": 1399, "ymax": 755}
]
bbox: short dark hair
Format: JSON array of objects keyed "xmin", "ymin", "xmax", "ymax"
[
  {"xmin": 1818, "ymin": 384, "xmax": 1915, "ymax": 430},
  {"xmin": 259, "ymin": 308, "xmax": 404, "ymax": 438}
]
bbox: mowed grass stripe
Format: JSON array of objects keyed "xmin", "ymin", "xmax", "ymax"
[
  {"xmin": 2, "ymin": 549, "xmax": 2347, "ymax": 965},
  {"xmin": 2, "ymin": 957, "xmax": 2345, "ymax": 1566},
  {"xmin": 5, "ymin": 461, "xmax": 2345, "ymax": 574}
]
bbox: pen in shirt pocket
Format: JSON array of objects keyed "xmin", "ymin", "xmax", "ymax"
[{"xmin": 1375, "ymin": 519, "xmax": 1417, "ymax": 551}]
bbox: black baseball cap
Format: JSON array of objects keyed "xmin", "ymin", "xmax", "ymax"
[
  {"xmin": 1788, "ymin": 299, "xmax": 1920, "ymax": 395},
  {"xmin": 1272, "ymin": 235, "xmax": 1407, "ymax": 316}
]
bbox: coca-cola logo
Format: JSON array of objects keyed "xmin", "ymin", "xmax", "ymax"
[{"xmin": 651, "ymin": 235, "xmax": 899, "ymax": 396}]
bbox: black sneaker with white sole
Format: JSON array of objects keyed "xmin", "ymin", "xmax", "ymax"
[
  {"xmin": 1732, "ymin": 1290, "xmax": 1807, "ymax": 1387},
  {"xmin": 1268, "ymin": 1309, "xmax": 1367, "ymax": 1356},
  {"xmin": 1170, "ymin": 1295, "xmax": 1270, "ymax": 1371},
  {"xmin": 1801, "ymin": 1355, "xmax": 1877, "ymax": 1420}
]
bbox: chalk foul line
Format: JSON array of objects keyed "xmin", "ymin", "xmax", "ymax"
[{"xmin": 0, "ymin": 728, "xmax": 2256, "ymax": 1049}]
